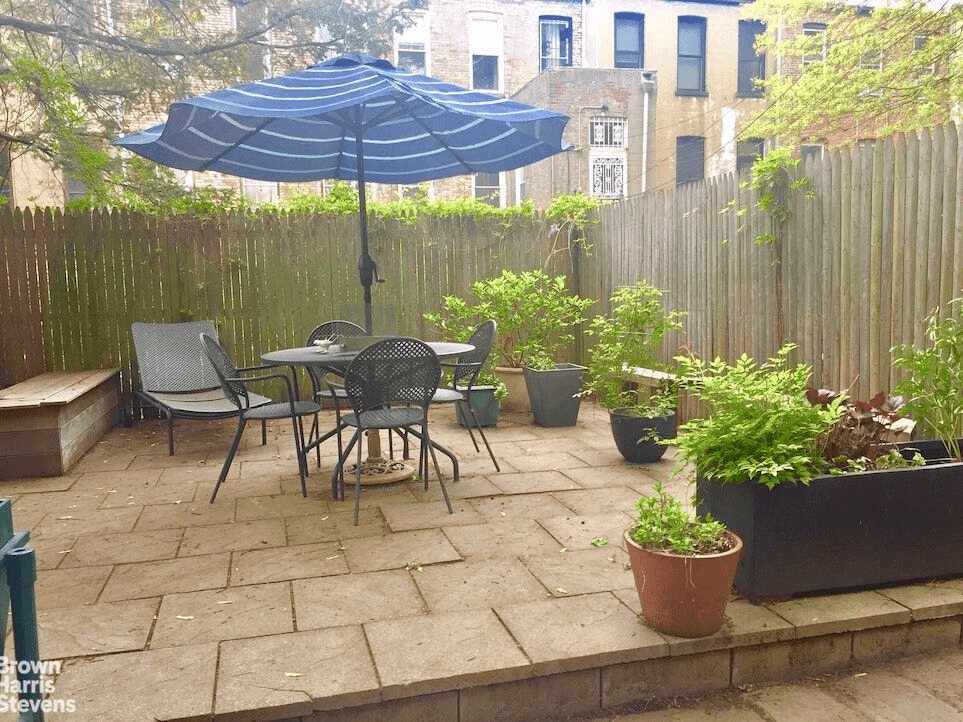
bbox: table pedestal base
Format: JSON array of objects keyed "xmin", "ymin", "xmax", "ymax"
[{"xmin": 341, "ymin": 430, "xmax": 415, "ymax": 484}]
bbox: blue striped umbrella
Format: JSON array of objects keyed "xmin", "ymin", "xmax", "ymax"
[{"xmin": 114, "ymin": 55, "xmax": 570, "ymax": 332}]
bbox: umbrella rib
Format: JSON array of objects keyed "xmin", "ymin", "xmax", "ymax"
[
  {"xmin": 197, "ymin": 116, "xmax": 275, "ymax": 172},
  {"xmin": 394, "ymin": 96, "xmax": 475, "ymax": 177}
]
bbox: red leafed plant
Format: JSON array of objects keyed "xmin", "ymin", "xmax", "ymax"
[{"xmin": 807, "ymin": 388, "xmax": 917, "ymax": 472}]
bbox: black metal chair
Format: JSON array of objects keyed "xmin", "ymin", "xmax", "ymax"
[
  {"xmin": 332, "ymin": 337, "xmax": 453, "ymax": 525},
  {"xmin": 430, "ymin": 320, "xmax": 500, "ymax": 471},
  {"xmin": 131, "ymin": 320, "xmax": 269, "ymax": 455},
  {"xmin": 200, "ymin": 333, "xmax": 321, "ymax": 502},
  {"xmin": 304, "ymin": 320, "xmax": 366, "ymax": 467}
]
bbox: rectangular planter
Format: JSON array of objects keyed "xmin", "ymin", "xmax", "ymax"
[
  {"xmin": 696, "ymin": 439, "xmax": 963, "ymax": 601},
  {"xmin": 523, "ymin": 364, "xmax": 585, "ymax": 427},
  {"xmin": 456, "ymin": 386, "xmax": 499, "ymax": 428}
]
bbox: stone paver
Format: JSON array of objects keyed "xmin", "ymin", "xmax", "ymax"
[
  {"xmin": 365, "ymin": 609, "xmax": 531, "ymax": 699},
  {"xmin": 216, "ymin": 627, "xmax": 380, "ymax": 719},
  {"xmin": 150, "ymin": 582, "xmax": 293, "ymax": 648},
  {"xmin": 6, "ymin": 408, "xmax": 963, "ymax": 721},
  {"xmin": 47, "ymin": 643, "xmax": 218, "ymax": 722}
]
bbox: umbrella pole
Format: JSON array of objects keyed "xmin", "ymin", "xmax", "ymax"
[{"xmin": 355, "ymin": 107, "xmax": 375, "ymax": 336}]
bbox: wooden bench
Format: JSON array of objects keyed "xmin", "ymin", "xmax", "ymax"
[
  {"xmin": 618, "ymin": 365, "xmax": 701, "ymax": 423},
  {"xmin": 0, "ymin": 369, "xmax": 121, "ymax": 478}
]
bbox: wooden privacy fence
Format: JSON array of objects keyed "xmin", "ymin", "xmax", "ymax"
[
  {"xmin": 0, "ymin": 209, "xmax": 571, "ymax": 418},
  {"xmin": 582, "ymin": 121, "xmax": 962, "ymax": 405},
  {"xmin": 1, "ymin": 121, "xmax": 961, "ymax": 420}
]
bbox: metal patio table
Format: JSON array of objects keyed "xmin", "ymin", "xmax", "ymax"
[{"xmin": 262, "ymin": 341, "xmax": 473, "ymax": 498}]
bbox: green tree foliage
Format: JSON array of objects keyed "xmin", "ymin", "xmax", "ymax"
[
  {"xmin": 0, "ymin": 0, "xmax": 424, "ymax": 200},
  {"xmin": 746, "ymin": 0, "xmax": 963, "ymax": 146}
]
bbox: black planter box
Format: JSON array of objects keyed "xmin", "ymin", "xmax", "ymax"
[{"xmin": 696, "ymin": 440, "xmax": 963, "ymax": 601}]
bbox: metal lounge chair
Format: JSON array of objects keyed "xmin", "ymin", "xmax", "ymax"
[
  {"xmin": 429, "ymin": 320, "xmax": 500, "ymax": 471},
  {"xmin": 131, "ymin": 320, "xmax": 270, "ymax": 455},
  {"xmin": 332, "ymin": 337, "xmax": 453, "ymax": 525},
  {"xmin": 200, "ymin": 333, "xmax": 321, "ymax": 502}
]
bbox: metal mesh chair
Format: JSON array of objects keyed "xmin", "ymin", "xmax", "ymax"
[
  {"xmin": 304, "ymin": 320, "xmax": 366, "ymax": 467},
  {"xmin": 333, "ymin": 337, "xmax": 452, "ymax": 525},
  {"xmin": 200, "ymin": 333, "xmax": 321, "ymax": 502},
  {"xmin": 430, "ymin": 320, "xmax": 500, "ymax": 471},
  {"xmin": 131, "ymin": 321, "xmax": 270, "ymax": 455}
]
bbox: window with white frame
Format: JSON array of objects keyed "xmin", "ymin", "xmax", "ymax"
[
  {"xmin": 470, "ymin": 14, "xmax": 502, "ymax": 91},
  {"xmin": 515, "ymin": 166, "xmax": 526, "ymax": 202},
  {"xmin": 474, "ymin": 172, "xmax": 502, "ymax": 207},
  {"xmin": 915, "ymin": 36, "xmax": 936, "ymax": 75},
  {"xmin": 801, "ymin": 143, "xmax": 824, "ymax": 162},
  {"xmin": 242, "ymin": 178, "xmax": 278, "ymax": 204},
  {"xmin": 396, "ymin": 11, "xmax": 428, "ymax": 74},
  {"xmin": 539, "ymin": 16, "xmax": 572, "ymax": 70}
]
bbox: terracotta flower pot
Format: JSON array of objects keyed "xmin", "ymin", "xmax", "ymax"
[{"xmin": 624, "ymin": 529, "xmax": 743, "ymax": 638}]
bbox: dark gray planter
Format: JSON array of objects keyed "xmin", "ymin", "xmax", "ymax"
[
  {"xmin": 523, "ymin": 364, "xmax": 586, "ymax": 427},
  {"xmin": 696, "ymin": 439, "xmax": 963, "ymax": 601},
  {"xmin": 456, "ymin": 386, "xmax": 499, "ymax": 428},
  {"xmin": 609, "ymin": 410, "xmax": 676, "ymax": 463}
]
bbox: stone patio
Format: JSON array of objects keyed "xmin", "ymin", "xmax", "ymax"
[{"xmin": 3, "ymin": 402, "xmax": 963, "ymax": 721}]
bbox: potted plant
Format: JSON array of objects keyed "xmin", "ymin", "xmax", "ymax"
[
  {"xmin": 454, "ymin": 372, "xmax": 507, "ymax": 428},
  {"xmin": 624, "ymin": 483, "xmax": 742, "ymax": 638},
  {"xmin": 582, "ymin": 281, "xmax": 686, "ymax": 462},
  {"xmin": 426, "ymin": 270, "xmax": 595, "ymax": 423},
  {"xmin": 673, "ymin": 340, "xmax": 963, "ymax": 601}
]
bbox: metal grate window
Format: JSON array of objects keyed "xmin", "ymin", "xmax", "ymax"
[
  {"xmin": 591, "ymin": 156, "xmax": 625, "ymax": 199},
  {"xmin": 590, "ymin": 116, "xmax": 626, "ymax": 148}
]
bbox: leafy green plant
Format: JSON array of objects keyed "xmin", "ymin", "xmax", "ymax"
[
  {"xmin": 425, "ymin": 269, "xmax": 595, "ymax": 370},
  {"xmin": 892, "ymin": 296, "xmax": 963, "ymax": 461},
  {"xmin": 582, "ymin": 281, "xmax": 686, "ymax": 415},
  {"xmin": 628, "ymin": 483, "xmax": 731, "ymax": 555},
  {"xmin": 671, "ymin": 344, "xmax": 846, "ymax": 489}
]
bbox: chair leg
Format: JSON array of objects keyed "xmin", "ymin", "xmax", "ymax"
[
  {"xmin": 211, "ymin": 417, "xmax": 246, "ymax": 503},
  {"xmin": 353, "ymin": 431, "xmax": 365, "ymax": 525},
  {"xmin": 166, "ymin": 412, "xmax": 175, "ymax": 456},
  {"xmin": 466, "ymin": 406, "xmax": 500, "ymax": 472},
  {"xmin": 421, "ymin": 424, "xmax": 452, "ymax": 514},
  {"xmin": 289, "ymin": 414, "xmax": 308, "ymax": 498},
  {"xmin": 331, "ymin": 431, "xmax": 361, "ymax": 501},
  {"xmin": 456, "ymin": 400, "xmax": 483, "ymax": 453}
]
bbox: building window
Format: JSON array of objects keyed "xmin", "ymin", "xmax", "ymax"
[
  {"xmin": 0, "ymin": 142, "xmax": 11, "ymax": 201},
  {"xmin": 242, "ymin": 178, "xmax": 278, "ymax": 204},
  {"xmin": 737, "ymin": 20, "xmax": 765, "ymax": 97},
  {"xmin": 515, "ymin": 167, "xmax": 526, "ymax": 202},
  {"xmin": 676, "ymin": 136, "xmax": 704, "ymax": 185},
  {"xmin": 396, "ymin": 11, "xmax": 428, "ymax": 74},
  {"xmin": 590, "ymin": 116, "xmax": 627, "ymax": 148},
  {"xmin": 66, "ymin": 177, "xmax": 87, "ymax": 202},
  {"xmin": 614, "ymin": 13, "xmax": 644, "ymax": 69},
  {"xmin": 474, "ymin": 172, "xmax": 502, "ymax": 207},
  {"xmin": 590, "ymin": 156, "xmax": 625, "ymax": 199},
  {"xmin": 915, "ymin": 36, "xmax": 936, "ymax": 75},
  {"xmin": 677, "ymin": 17, "xmax": 707, "ymax": 95},
  {"xmin": 802, "ymin": 22, "xmax": 827, "ymax": 67},
  {"xmin": 801, "ymin": 143, "xmax": 824, "ymax": 162},
  {"xmin": 233, "ymin": 1, "xmax": 271, "ymax": 78},
  {"xmin": 470, "ymin": 14, "xmax": 502, "ymax": 91},
  {"xmin": 737, "ymin": 138, "xmax": 764, "ymax": 172},
  {"xmin": 540, "ymin": 16, "xmax": 572, "ymax": 70}
]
